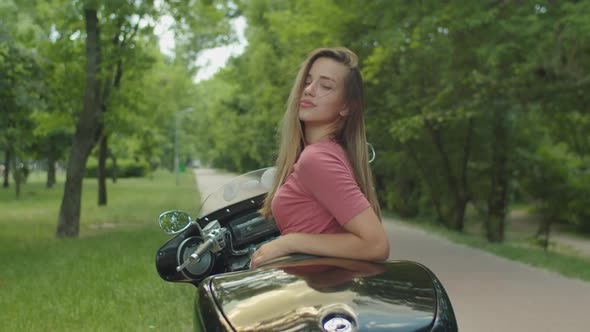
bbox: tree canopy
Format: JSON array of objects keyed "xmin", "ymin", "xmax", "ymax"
[
  {"xmin": 190, "ymin": 0, "xmax": 590, "ymax": 239},
  {"xmin": 1, "ymin": 0, "xmax": 589, "ymax": 240}
]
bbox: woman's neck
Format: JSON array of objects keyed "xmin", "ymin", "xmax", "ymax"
[{"xmin": 303, "ymin": 124, "xmax": 335, "ymax": 145}]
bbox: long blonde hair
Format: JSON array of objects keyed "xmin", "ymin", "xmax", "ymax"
[{"xmin": 260, "ymin": 47, "xmax": 381, "ymax": 220}]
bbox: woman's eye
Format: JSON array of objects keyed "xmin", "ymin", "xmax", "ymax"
[
  {"xmin": 321, "ymin": 85, "xmax": 333, "ymax": 90},
  {"xmin": 304, "ymin": 81, "xmax": 311, "ymax": 86}
]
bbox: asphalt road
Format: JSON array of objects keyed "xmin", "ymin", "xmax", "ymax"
[{"xmin": 194, "ymin": 168, "xmax": 590, "ymax": 332}]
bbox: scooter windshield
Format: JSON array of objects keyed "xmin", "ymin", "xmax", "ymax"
[{"xmin": 197, "ymin": 168, "xmax": 276, "ymax": 218}]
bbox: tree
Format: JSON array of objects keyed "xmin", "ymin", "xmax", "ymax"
[
  {"xmin": 55, "ymin": 0, "xmax": 237, "ymax": 237},
  {"xmin": 56, "ymin": 5, "xmax": 101, "ymax": 237},
  {"xmin": 0, "ymin": 20, "xmax": 42, "ymax": 198},
  {"xmin": 95, "ymin": 0, "xmax": 153, "ymax": 206}
]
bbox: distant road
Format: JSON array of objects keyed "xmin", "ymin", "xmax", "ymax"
[{"xmin": 194, "ymin": 168, "xmax": 590, "ymax": 332}]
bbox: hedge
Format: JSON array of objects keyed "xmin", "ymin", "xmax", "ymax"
[{"xmin": 85, "ymin": 158, "xmax": 149, "ymax": 178}]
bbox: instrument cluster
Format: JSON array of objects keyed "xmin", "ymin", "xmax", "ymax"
[{"xmin": 227, "ymin": 212, "xmax": 279, "ymax": 248}]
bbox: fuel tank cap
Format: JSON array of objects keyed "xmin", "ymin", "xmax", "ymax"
[{"xmin": 322, "ymin": 315, "xmax": 355, "ymax": 332}]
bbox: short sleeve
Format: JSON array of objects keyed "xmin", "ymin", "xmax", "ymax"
[{"xmin": 297, "ymin": 143, "xmax": 370, "ymax": 226}]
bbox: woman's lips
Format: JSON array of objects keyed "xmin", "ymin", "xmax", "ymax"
[{"xmin": 300, "ymin": 100, "xmax": 315, "ymax": 108}]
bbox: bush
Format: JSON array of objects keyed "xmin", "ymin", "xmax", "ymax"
[
  {"xmin": 85, "ymin": 158, "xmax": 149, "ymax": 178},
  {"xmin": 519, "ymin": 142, "xmax": 590, "ymax": 232}
]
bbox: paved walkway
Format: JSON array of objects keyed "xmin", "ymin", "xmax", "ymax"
[
  {"xmin": 386, "ymin": 221, "xmax": 590, "ymax": 332},
  {"xmin": 193, "ymin": 168, "xmax": 590, "ymax": 332}
]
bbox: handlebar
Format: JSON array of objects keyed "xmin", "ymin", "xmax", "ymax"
[
  {"xmin": 176, "ymin": 224, "xmax": 227, "ymax": 272},
  {"xmin": 176, "ymin": 238, "xmax": 215, "ymax": 272}
]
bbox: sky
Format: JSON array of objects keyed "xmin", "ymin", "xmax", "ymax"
[{"xmin": 155, "ymin": 16, "xmax": 247, "ymax": 82}]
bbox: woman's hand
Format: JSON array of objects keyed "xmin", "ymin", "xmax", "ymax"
[{"xmin": 250, "ymin": 236, "xmax": 292, "ymax": 269}]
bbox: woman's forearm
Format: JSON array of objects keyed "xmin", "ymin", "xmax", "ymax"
[
  {"xmin": 250, "ymin": 208, "xmax": 390, "ymax": 268},
  {"xmin": 281, "ymin": 231, "xmax": 389, "ymax": 261}
]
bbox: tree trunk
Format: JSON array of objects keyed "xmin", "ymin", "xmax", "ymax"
[
  {"xmin": 47, "ymin": 154, "xmax": 56, "ymax": 188},
  {"xmin": 405, "ymin": 142, "xmax": 446, "ymax": 224},
  {"xmin": 97, "ymin": 134, "xmax": 108, "ymax": 205},
  {"xmin": 10, "ymin": 152, "xmax": 20, "ymax": 198},
  {"xmin": 96, "ymin": 27, "xmax": 125, "ymax": 196},
  {"xmin": 455, "ymin": 198, "xmax": 469, "ymax": 231},
  {"xmin": 111, "ymin": 154, "xmax": 118, "ymax": 183},
  {"xmin": 56, "ymin": 8, "xmax": 101, "ymax": 238},
  {"xmin": 425, "ymin": 121, "xmax": 468, "ymax": 231},
  {"xmin": 535, "ymin": 216, "xmax": 553, "ymax": 251},
  {"xmin": 3, "ymin": 149, "xmax": 9, "ymax": 188},
  {"xmin": 454, "ymin": 118, "xmax": 475, "ymax": 231},
  {"xmin": 537, "ymin": 216, "xmax": 555, "ymax": 252},
  {"xmin": 486, "ymin": 108, "xmax": 509, "ymax": 243}
]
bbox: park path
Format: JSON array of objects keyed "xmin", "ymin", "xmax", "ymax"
[{"xmin": 193, "ymin": 168, "xmax": 590, "ymax": 332}]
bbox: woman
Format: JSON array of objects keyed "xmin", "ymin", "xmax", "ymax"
[{"xmin": 250, "ymin": 47, "xmax": 389, "ymax": 268}]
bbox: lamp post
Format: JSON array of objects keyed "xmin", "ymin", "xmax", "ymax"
[{"xmin": 175, "ymin": 107, "xmax": 194, "ymax": 185}]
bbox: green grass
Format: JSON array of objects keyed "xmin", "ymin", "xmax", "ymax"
[
  {"xmin": 0, "ymin": 170, "xmax": 200, "ymax": 332},
  {"xmin": 386, "ymin": 212, "xmax": 590, "ymax": 283}
]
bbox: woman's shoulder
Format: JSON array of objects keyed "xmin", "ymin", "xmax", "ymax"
[
  {"xmin": 298, "ymin": 140, "xmax": 348, "ymax": 171},
  {"xmin": 300, "ymin": 139, "xmax": 345, "ymax": 160}
]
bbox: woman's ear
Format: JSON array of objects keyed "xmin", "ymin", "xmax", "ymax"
[{"xmin": 340, "ymin": 104, "xmax": 349, "ymax": 117}]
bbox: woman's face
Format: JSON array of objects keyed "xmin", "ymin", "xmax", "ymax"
[{"xmin": 299, "ymin": 57, "xmax": 349, "ymax": 126}]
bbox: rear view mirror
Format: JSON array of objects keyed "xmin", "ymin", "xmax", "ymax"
[{"xmin": 159, "ymin": 210, "xmax": 193, "ymax": 234}]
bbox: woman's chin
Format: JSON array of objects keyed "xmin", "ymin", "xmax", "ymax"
[{"xmin": 298, "ymin": 108, "xmax": 312, "ymax": 122}]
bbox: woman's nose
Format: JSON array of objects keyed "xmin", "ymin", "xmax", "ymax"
[{"xmin": 303, "ymin": 82, "xmax": 315, "ymax": 96}]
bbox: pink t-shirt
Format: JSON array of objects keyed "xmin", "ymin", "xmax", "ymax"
[{"xmin": 271, "ymin": 140, "xmax": 371, "ymax": 235}]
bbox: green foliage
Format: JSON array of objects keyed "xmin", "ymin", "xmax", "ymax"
[
  {"xmin": 1, "ymin": 0, "xmax": 237, "ymax": 210},
  {"xmin": 161, "ymin": 0, "xmax": 238, "ymax": 74},
  {"xmin": 519, "ymin": 141, "xmax": 590, "ymax": 231},
  {"xmin": 2, "ymin": 0, "xmax": 590, "ymax": 238},
  {"xmin": 188, "ymin": 0, "xmax": 590, "ymax": 238},
  {"xmin": 85, "ymin": 158, "xmax": 150, "ymax": 178}
]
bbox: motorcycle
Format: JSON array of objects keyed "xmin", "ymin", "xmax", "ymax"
[{"xmin": 155, "ymin": 168, "xmax": 458, "ymax": 331}]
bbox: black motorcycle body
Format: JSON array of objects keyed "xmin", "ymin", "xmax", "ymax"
[{"xmin": 155, "ymin": 168, "xmax": 458, "ymax": 331}]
